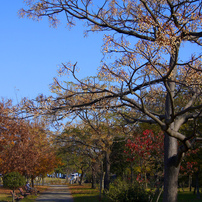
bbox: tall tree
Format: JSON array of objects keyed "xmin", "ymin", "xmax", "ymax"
[{"xmin": 20, "ymin": 1, "xmax": 202, "ymax": 201}]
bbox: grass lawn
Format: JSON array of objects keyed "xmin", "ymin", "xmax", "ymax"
[
  {"xmin": 69, "ymin": 184, "xmax": 202, "ymax": 202},
  {"xmin": 1, "ymin": 181, "xmax": 201, "ymax": 202},
  {"xmin": 42, "ymin": 177, "xmax": 68, "ymax": 185},
  {"xmin": 0, "ymin": 186, "xmax": 48, "ymax": 202},
  {"xmin": 157, "ymin": 192, "xmax": 202, "ymax": 202},
  {"xmin": 156, "ymin": 188, "xmax": 202, "ymax": 202},
  {"xmin": 69, "ymin": 183, "xmax": 110, "ymax": 202},
  {"xmin": 177, "ymin": 191, "xmax": 202, "ymax": 202}
]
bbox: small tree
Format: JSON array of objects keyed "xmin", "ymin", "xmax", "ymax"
[
  {"xmin": 3, "ymin": 172, "xmax": 25, "ymax": 202},
  {"xmin": 125, "ymin": 129, "xmax": 164, "ymax": 188}
]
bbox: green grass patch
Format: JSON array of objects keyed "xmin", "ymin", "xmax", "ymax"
[
  {"xmin": 69, "ymin": 184, "xmax": 110, "ymax": 202},
  {"xmin": 155, "ymin": 190, "xmax": 201, "ymax": 202},
  {"xmin": 69, "ymin": 184, "xmax": 201, "ymax": 202},
  {"xmin": 0, "ymin": 186, "xmax": 48, "ymax": 202},
  {"xmin": 0, "ymin": 194, "xmax": 11, "ymax": 202},
  {"xmin": 0, "ymin": 194, "xmax": 38, "ymax": 202},
  {"xmin": 177, "ymin": 191, "xmax": 201, "ymax": 202},
  {"xmin": 21, "ymin": 195, "xmax": 38, "ymax": 202}
]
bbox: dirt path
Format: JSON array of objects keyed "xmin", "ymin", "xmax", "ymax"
[{"xmin": 35, "ymin": 185, "xmax": 74, "ymax": 202}]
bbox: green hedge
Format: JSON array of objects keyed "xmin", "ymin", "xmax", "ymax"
[{"xmin": 106, "ymin": 179, "xmax": 152, "ymax": 202}]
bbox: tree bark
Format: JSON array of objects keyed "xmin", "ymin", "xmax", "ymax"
[
  {"xmin": 31, "ymin": 176, "xmax": 35, "ymax": 188},
  {"xmin": 42, "ymin": 177, "xmax": 45, "ymax": 186},
  {"xmin": 163, "ymin": 43, "xmax": 181, "ymax": 202},
  {"xmin": 189, "ymin": 175, "xmax": 192, "ymax": 192},
  {"xmin": 130, "ymin": 162, "xmax": 133, "ymax": 184},
  {"xmin": 145, "ymin": 172, "xmax": 147, "ymax": 189},
  {"xmin": 79, "ymin": 170, "xmax": 84, "ymax": 185},
  {"xmin": 194, "ymin": 168, "xmax": 200, "ymax": 199},
  {"xmin": 104, "ymin": 151, "xmax": 110, "ymax": 191},
  {"xmin": 99, "ymin": 171, "xmax": 105, "ymax": 201},
  {"xmin": 12, "ymin": 190, "xmax": 15, "ymax": 202},
  {"xmin": 91, "ymin": 167, "xmax": 96, "ymax": 189},
  {"xmin": 163, "ymin": 134, "xmax": 180, "ymax": 202}
]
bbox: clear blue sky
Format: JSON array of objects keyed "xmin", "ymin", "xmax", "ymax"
[
  {"xmin": 0, "ymin": 2, "xmax": 200, "ymax": 105},
  {"xmin": 0, "ymin": 1, "xmax": 103, "ymax": 104}
]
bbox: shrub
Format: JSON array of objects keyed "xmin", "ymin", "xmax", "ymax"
[
  {"xmin": 106, "ymin": 178, "xmax": 152, "ymax": 202},
  {"xmin": 3, "ymin": 172, "xmax": 25, "ymax": 190}
]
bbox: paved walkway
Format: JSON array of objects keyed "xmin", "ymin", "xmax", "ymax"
[{"xmin": 35, "ymin": 185, "xmax": 74, "ymax": 202}]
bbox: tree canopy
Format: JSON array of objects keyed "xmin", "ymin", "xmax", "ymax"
[{"xmin": 0, "ymin": 100, "xmax": 60, "ymax": 179}]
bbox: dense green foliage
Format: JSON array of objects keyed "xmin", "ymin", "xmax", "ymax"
[
  {"xmin": 106, "ymin": 178, "xmax": 152, "ymax": 202},
  {"xmin": 3, "ymin": 172, "xmax": 25, "ymax": 190},
  {"xmin": 110, "ymin": 137, "xmax": 129, "ymax": 178}
]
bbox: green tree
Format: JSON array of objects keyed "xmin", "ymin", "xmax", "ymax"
[
  {"xmin": 57, "ymin": 140, "xmax": 91, "ymax": 185},
  {"xmin": 57, "ymin": 109, "xmax": 127, "ymax": 190},
  {"xmin": 58, "ymin": 124, "xmax": 102, "ymax": 188},
  {"xmin": 76, "ymin": 109, "xmax": 126, "ymax": 190},
  {"xmin": 110, "ymin": 137, "xmax": 130, "ymax": 180},
  {"xmin": 179, "ymin": 118, "xmax": 202, "ymax": 197},
  {"xmin": 20, "ymin": 1, "xmax": 202, "ymax": 201},
  {"xmin": 3, "ymin": 172, "xmax": 25, "ymax": 202}
]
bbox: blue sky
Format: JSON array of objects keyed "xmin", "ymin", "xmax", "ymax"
[
  {"xmin": 0, "ymin": 1, "xmax": 103, "ymax": 104},
  {"xmin": 0, "ymin": 2, "xmax": 201, "ymax": 105}
]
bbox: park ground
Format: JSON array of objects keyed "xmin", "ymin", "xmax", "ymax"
[
  {"xmin": 0, "ymin": 178, "xmax": 201, "ymax": 202},
  {"xmin": 0, "ymin": 177, "xmax": 108, "ymax": 202}
]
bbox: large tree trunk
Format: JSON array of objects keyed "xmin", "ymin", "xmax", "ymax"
[
  {"xmin": 104, "ymin": 151, "xmax": 110, "ymax": 191},
  {"xmin": 163, "ymin": 44, "xmax": 181, "ymax": 202},
  {"xmin": 163, "ymin": 134, "xmax": 180, "ymax": 202}
]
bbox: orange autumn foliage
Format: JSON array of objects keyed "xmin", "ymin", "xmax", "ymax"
[{"xmin": 0, "ymin": 100, "xmax": 60, "ymax": 177}]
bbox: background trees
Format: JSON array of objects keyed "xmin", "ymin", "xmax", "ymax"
[
  {"xmin": 125, "ymin": 129, "xmax": 164, "ymax": 189},
  {"xmin": 57, "ymin": 109, "xmax": 127, "ymax": 190},
  {"xmin": 20, "ymin": 1, "xmax": 202, "ymax": 201},
  {"xmin": 0, "ymin": 100, "xmax": 60, "ymax": 185},
  {"xmin": 57, "ymin": 124, "xmax": 102, "ymax": 188}
]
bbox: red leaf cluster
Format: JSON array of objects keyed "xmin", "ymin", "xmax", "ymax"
[{"xmin": 125, "ymin": 129, "xmax": 164, "ymax": 161}]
